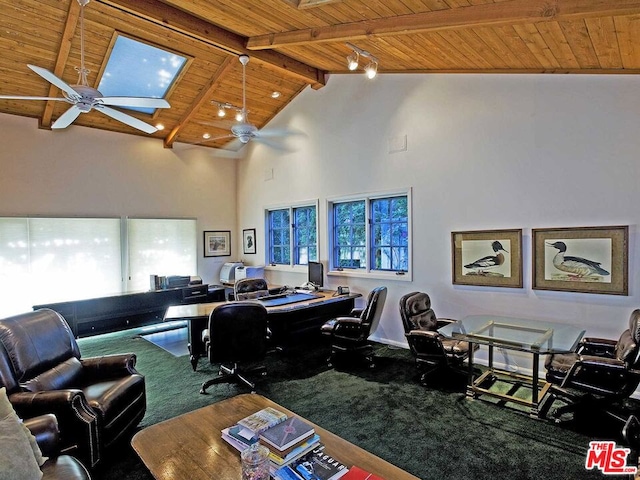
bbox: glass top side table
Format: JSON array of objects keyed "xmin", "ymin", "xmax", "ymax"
[{"xmin": 439, "ymin": 315, "xmax": 585, "ymax": 416}]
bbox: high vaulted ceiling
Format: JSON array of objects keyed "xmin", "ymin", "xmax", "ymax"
[{"xmin": 1, "ymin": 0, "xmax": 640, "ymax": 150}]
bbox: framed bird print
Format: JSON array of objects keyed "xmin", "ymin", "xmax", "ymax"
[
  {"xmin": 532, "ymin": 226, "xmax": 628, "ymax": 295},
  {"xmin": 451, "ymin": 229, "xmax": 523, "ymax": 288}
]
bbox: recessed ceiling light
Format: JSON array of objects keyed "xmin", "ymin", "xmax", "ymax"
[
  {"xmin": 155, "ymin": 123, "xmax": 164, "ymax": 130},
  {"xmin": 202, "ymin": 133, "xmax": 211, "ymax": 139},
  {"xmin": 271, "ymin": 91, "xmax": 281, "ymax": 99}
]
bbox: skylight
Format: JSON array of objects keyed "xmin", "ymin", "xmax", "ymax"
[{"xmin": 98, "ymin": 35, "xmax": 186, "ymax": 114}]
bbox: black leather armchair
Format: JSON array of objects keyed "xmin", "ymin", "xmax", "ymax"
[
  {"xmin": 234, "ymin": 278, "xmax": 269, "ymax": 300},
  {"xmin": 542, "ymin": 309, "xmax": 640, "ymax": 421},
  {"xmin": 200, "ymin": 302, "xmax": 269, "ymax": 393},
  {"xmin": 25, "ymin": 414, "xmax": 91, "ymax": 480},
  {"xmin": 399, "ymin": 291, "xmax": 477, "ymax": 385},
  {"xmin": 320, "ymin": 286, "xmax": 387, "ymax": 368},
  {"xmin": 0, "ymin": 309, "xmax": 146, "ymax": 467}
]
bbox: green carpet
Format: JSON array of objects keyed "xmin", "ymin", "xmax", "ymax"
[{"xmin": 78, "ymin": 327, "xmax": 630, "ymax": 480}]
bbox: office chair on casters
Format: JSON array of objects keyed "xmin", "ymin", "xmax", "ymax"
[
  {"xmin": 200, "ymin": 302, "xmax": 269, "ymax": 394},
  {"xmin": 234, "ymin": 278, "xmax": 269, "ymax": 300},
  {"xmin": 399, "ymin": 291, "xmax": 477, "ymax": 385},
  {"xmin": 541, "ymin": 309, "xmax": 640, "ymax": 427},
  {"xmin": 321, "ymin": 286, "xmax": 387, "ymax": 369}
]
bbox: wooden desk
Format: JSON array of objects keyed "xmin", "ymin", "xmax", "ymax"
[
  {"xmin": 165, "ymin": 291, "xmax": 360, "ymax": 370},
  {"xmin": 131, "ymin": 394, "xmax": 419, "ymax": 480}
]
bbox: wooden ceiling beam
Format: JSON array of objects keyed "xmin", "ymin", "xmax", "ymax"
[
  {"xmin": 163, "ymin": 56, "xmax": 235, "ymax": 148},
  {"xmin": 40, "ymin": 0, "xmax": 82, "ymax": 129},
  {"xmin": 96, "ymin": 0, "xmax": 327, "ymax": 88},
  {"xmin": 247, "ymin": 0, "xmax": 640, "ymax": 49}
]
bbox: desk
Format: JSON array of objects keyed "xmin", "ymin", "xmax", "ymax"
[
  {"xmin": 131, "ymin": 393, "xmax": 419, "ymax": 480},
  {"xmin": 34, "ymin": 285, "xmax": 225, "ymax": 338},
  {"xmin": 438, "ymin": 315, "xmax": 585, "ymax": 416},
  {"xmin": 165, "ymin": 291, "xmax": 360, "ymax": 370}
]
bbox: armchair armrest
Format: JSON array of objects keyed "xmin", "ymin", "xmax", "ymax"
[
  {"xmin": 407, "ymin": 330, "xmax": 441, "ymax": 339},
  {"xmin": 81, "ymin": 353, "xmax": 138, "ymax": 377},
  {"xmin": 349, "ymin": 308, "xmax": 363, "ymax": 318},
  {"xmin": 560, "ymin": 355, "xmax": 630, "ymax": 395},
  {"xmin": 9, "ymin": 390, "xmax": 99, "ymax": 466},
  {"xmin": 579, "ymin": 337, "xmax": 617, "ymax": 357},
  {"xmin": 436, "ymin": 318, "xmax": 456, "ymax": 329},
  {"xmin": 24, "ymin": 414, "xmax": 59, "ymax": 458}
]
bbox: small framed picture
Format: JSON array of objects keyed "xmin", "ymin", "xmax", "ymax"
[
  {"xmin": 203, "ymin": 230, "xmax": 231, "ymax": 257},
  {"xmin": 243, "ymin": 229, "xmax": 256, "ymax": 254},
  {"xmin": 451, "ymin": 229, "xmax": 523, "ymax": 288},
  {"xmin": 532, "ymin": 225, "xmax": 628, "ymax": 295}
]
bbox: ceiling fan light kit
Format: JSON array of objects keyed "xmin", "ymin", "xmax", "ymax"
[{"xmin": 0, "ymin": 0, "xmax": 170, "ymax": 134}]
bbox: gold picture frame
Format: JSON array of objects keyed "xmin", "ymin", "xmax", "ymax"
[
  {"xmin": 451, "ymin": 229, "xmax": 523, "ymax": 288},
  {"xmin": 532, "ymin": 225, "xmax": 628, "ymax": 295}
]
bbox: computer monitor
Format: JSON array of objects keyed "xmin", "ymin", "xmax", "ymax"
[{"xmin": 308, "ymin": 261, "xmax": 324, "ymax": 288}]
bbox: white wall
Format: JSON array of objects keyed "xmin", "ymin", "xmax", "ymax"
[
  {"xmin": 237, "ymin": 73, "xmax": 640, "ymax": 371},
  {"xmin": 0, "ymin": 113, "xmax": 238, "ymax": 286}
]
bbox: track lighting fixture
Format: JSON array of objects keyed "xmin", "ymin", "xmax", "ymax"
[
  {"xmin": 346, "ymin": 43, "xmax": 379, "ymax": 79},
  {"xmin": 212, "ymin": 101, "xmax": 245, "ymax": 121}
]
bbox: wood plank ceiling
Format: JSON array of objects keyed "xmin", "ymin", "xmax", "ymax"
[{"xmin": 1, "ymin": 0, "xmax": 639, "ymax": 150}]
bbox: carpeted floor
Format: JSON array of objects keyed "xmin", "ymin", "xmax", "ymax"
[{"xmin": 77, "ymin": 326, "xmax": 635, "ymax": 480}]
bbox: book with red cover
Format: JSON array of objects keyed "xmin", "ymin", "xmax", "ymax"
[{"xmin": 340, "ymin": 466, "xmax": 383, "ymax": 480}]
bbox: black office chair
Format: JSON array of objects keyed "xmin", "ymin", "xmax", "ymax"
[
  {"xmin": 320, "ymin": 286, "xmax": 387, "ymax": 369},
  {"xmin": 234, "ymin": 278, "xmax": 269, "ymax": 300},
  {"xmin": 399, "ymin": 291, "xmax": 477, "ymax": 385},
  {"xmin": 541, "ymin": 309, "xmax": 640, "ymax": 423},
  {"xmin": 200, "ymin": 302, "xmax": 269, "ymax": 394}
]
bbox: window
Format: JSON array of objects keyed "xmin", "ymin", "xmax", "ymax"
[
  {"xmin": 0, "ymin": 217, "xmax": 122, "ymax": 317},
  {"xmin": 268, "ymin": 209, "xmax": 290, "ymax": 265},
  {"xmin": 127, "ymin": 218, "xmax": 197, "ymax": 291},
  {"xmin": 267, "ymin": 203, "xmax": 317, "ymax": 266},
  {"xmin": 0, "ymin": 217, "xmax": 197, "ymax": 318},
  {"xmin": 97, "ymin": 35, "xmax": 187, "ymax": 114},
  {"xmin": 293, "ymin": 206, "xmax": 317, "ymax": 265},
  {"xmin": 329, "ymin": 190, "xmax": 411, "ymax": 276}
]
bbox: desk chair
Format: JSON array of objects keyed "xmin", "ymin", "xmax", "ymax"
[
  {"xmin": 321, "ymin": 286, "xmax": 387, "ymax": 369},
  {"xmin": 200, "ymin": 302, "xmax": 269, "ymax": 393},
  {"xmin": 234, "ymin": 278, "xmax": 269, "ymax": 300},
  {"xmin": 399, "ymin": 291, "xmax": 477, "ymax": 385},
  {"xmin": 542, "ymin": 309, "xmax": 640, "ymax": 424}
]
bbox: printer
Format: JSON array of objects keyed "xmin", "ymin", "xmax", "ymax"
[
  {"xmin": 235, "ymin": 265, "xmax": 265, "ymax": 281},
  {"xmin": 219, "ymin": 262, "xmax": 244, "ymax": 285}
]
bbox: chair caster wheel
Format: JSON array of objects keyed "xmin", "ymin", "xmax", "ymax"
[{"xmin": 199, "ymin": 387, "xmax": 207, "ymax": 394}]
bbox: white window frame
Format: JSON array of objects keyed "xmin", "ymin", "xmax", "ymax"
[
  {"xmin": 327, "ymin": 188, "xmax": 412, "ymax": 282},
  {"xmin": 264, "ymin": 199, "xmax": 319, "ymax": 273}
]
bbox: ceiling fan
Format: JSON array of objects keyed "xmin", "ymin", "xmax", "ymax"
[
  {"xmin": 0, "ymin": 0, "xmax": 169, "ymax": 134},
  {"xmin": 205, "ymin": 55, "xmax": 302, "ymax": 148}
]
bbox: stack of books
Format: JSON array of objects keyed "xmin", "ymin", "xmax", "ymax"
[
  {"xmin": 221, "ymin": 408, "xmax": 323, "ymax": 474},
  {"xmin": 273, "ymin": 445, "xmax": 349, "ymax": 480}
]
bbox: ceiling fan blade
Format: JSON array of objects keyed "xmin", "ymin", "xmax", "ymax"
[
  {"xmin": 252, "ymin": 136, "xmax": 296, "ymax": 152},
  {"xmin": 0, "ymin": 95, "xmax": 68, "ymax": 101},
  {"xmin": 257, "ymin": 127, "xmax": 306, "ymax": 138},
  {"xmin": 27, "ymin": 65, "xmax": 79, "ymax": 99},
  {"xmin": 95, "ymin": 105, "xmax": 158, "ymax": 134},
  {"xmin": 51, "ymin": 105, "xmax": 82, "ymax": 129},
  {"xmin": 99, "ymin": 97, "xmax": 170, "ymax": 108}
]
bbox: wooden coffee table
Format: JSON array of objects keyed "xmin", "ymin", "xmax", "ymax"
[{"xmin": 131, "ymin": 394, "xmax": 419, "ymax": 480}]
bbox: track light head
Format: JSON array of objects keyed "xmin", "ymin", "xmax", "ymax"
[
  {"xmin": 217, "ymin": 107, "xmax": 226, "ymax": 117},
  {"xmin": 347, "ymin": 51, "xmax": 359, "ymax": 71},
  {"xmin": 364, "ymin": 61, "xmax": 378, "ymax": 79}
]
